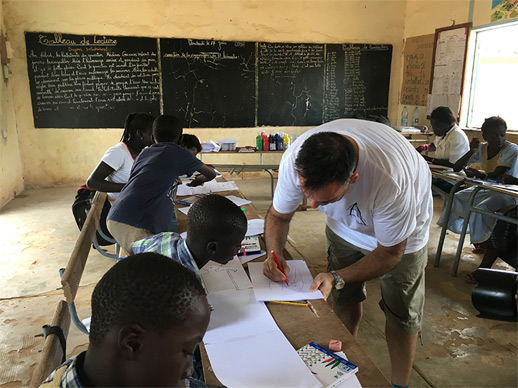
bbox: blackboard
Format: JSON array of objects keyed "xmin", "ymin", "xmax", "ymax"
[
  {"xmin": 160, "ymin": 38, "xmax": 256, "ymax": 128},
  {"xmin": 25, "ymin": 32, "xmax": 392, "ymax": 129},
  {"xmin": 25, "ymin": 32, "xmax": 161, "ymax": 128},
  {"xmin": 324, "ymin": 44, "xmax": 392, "ymax": 122},
  {"xmin": 257, "ymin": 43, "xmax": 324, "ymax": 126}
]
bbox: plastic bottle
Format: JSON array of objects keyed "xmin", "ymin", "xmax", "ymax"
[
  {"xmin": 269, "ymin": 134, "xmax": 276, "ymax": 151},
  {"xmin": 256, "ymin": 133, "xmax": 262, "ymax": 151},
  {"xmin": 282, "ymin": 133, "xmax": 290, "ymax": 150},
  {"xmin": 261, "ymin": 132, "xmax": 268, "ymax": 151},
  {"xmin": 275, "ymin": 133, "xmax": 283, "ymax": 150},
  {"xmin": 401, "ymin": 106, "xmax": 408, "ymax": 126},
  {"xmin": 412, "ymin": 106, "xmax": 419, "ymax": 127}
]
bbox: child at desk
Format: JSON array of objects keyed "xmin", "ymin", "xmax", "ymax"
[
  {"xmin": 40, "ymin": 253, "xmax": 210, "ymax": 388},
  {"xmin": 415, "ymin": 106, "xmax": 469, "ymax": 193},
  {"xmin": 131, "ymin": 194, "xmax": 247, "ymax": 274},
  {"xmin": 107, "ymin": 115, "xmax": 217, "ymax": 254},
  {"xmin": 439, "ymin": 116, "xmax": 518, "ymax": 253},
  {"xmin": 86, "ymin": 112, "xmax": 155, "ymax": 201},
  {"xmin": 179, "ymin": 134, "xmax": 202, "ymax": 156}
]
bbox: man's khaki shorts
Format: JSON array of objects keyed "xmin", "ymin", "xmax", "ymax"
[{"xmin": 326, "ymin": 226, "xmax": 427, "ymax": 335}]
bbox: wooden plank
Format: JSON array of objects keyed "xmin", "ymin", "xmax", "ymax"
[
  {"xmin": 30, "ymin": 300, "xmax": 71, "ymax": 387},
  {"xmin": 61, "ymin": 191, "xmax": 106, "ymax": 304}
]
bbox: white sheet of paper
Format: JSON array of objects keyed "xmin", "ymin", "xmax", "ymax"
[
  {"xmin": 248, "ymin": 261, "xmax": 324, "ymax": 301},
  {"xmin": 177, "ymin": 180, "xmax": 239, "ymax": 196},
  {"xmin": 199, "ymin": 257, "xmax": 252, "ymax": 295},
  {"xmin": 225, "ymin": 195, "xmax": 252, "ymax": 207},
  {"xmin": 204, "ymin": 289, "xmax": 279, "ymax": 344},
  {"xmin": 334, "ymin": 352, "xmax": 362, "ymax": 388},
  {"xmin": 204, "ymin": 330, "xmax": 321, "ymax": 388},
  {"xmin": 238, "ymin": 250, "xmax": 266, "ymax": 264},
  {"xmin": 178, "ymin": 206, "xmax": 190, "ymax": 215},
  {"xmin": 246, "ymin": 218, "xmax": 265, "ymax": 236}
]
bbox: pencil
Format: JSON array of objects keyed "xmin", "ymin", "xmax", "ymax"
[
  {"xmin": 271, "ymin": 250, "xmax": 289, "ymax": 285},
  {"xmin": 269, "ymin": 301, "xmax": 308, "ymax": 307}
]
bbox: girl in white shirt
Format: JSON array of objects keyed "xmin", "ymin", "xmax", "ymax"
[{"xmin": 87, "ymin": 113, "xmax": 155, "ymax": 201}]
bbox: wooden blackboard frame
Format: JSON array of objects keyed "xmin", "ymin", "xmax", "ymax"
[{"xmin": 428, "ymin": 22, "xmax": 471, "ymax": 120}]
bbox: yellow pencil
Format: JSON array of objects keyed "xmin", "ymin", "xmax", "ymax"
[{"xmin": 269, "ymin": 301, "xmax": 308, "ymax": 307}]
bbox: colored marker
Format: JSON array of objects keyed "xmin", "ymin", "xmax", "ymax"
[
  {"xmin": 269, "ymin": 301, "xmax": 308, "ymax": 307},
  {"xmin": 331, "ymin": 360, "xmax": 341, "ymax": 369},
  {"xmin": 323, "ymin": 357, "xmax": 334, "ymax": 363},
  {"xmin": 271, "ymin": 250, "xmax": 289, "ymax": 285}
]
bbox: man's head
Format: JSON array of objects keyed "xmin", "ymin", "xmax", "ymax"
[
  {"xmin": 187, "ymin": 194, "xmax": 248, "ymax": 266},
  {"xmin": 89, "ymin": 252, "xmax": 210, "ymax": 386},
  {"xmin": 481, "ymin": 116, "xmax": 507, "ymax": 148},
  {"xmin": 152, "ymin": 115, "xmax": 183, "ymax": 143},
  {"xmin": 295, "ymin": 132, "xmax": 358, "ymax": 208},
  {"xmin": 430, "ymin": 106, "xmax": 456, "ymax": 136}
]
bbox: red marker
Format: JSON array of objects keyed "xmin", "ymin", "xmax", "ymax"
[{"xmin": 271, "ymin": 251, "xmax": 289, "ymax": 285}]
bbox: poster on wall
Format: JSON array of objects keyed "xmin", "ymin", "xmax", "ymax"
[
  {"xmin": 491, "ymin": 0, "xmax": 518, "ymax": 22},
  {"xmin": 400, "ymin": 34, "xmax": 434, "ymax": 106}
]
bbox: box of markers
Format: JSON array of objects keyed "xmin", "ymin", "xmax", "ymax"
[{"xmin": 297, "ymin": 342, "xmax": 358, "ymax": 388}]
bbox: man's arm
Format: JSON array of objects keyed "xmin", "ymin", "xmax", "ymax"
[
  {"xmin": 262, "ymin": 204, "xmax": 296, "ymax": 282},
  {"xmin": 309, "ymin": 240, "xmax": 407, "ymax": 300}
]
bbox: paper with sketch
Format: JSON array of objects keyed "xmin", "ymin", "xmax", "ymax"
[
  {"xmin": 246, "ymin": 218, "xmax": 265, "ymax": 236},
  {"xmin": 248, "ymin": 260, "xmax": 324, "ymax": 301},
  {"xmin": 199, "ymin": 257, "xmax": 252, "ymax": 295},
  {"xmin": 204, "ymin": 289, "xmax": 278, "ymax": 344},
  {"xmin": 204, "ymin": 330, "xmax": 321, "ymax": 388}
]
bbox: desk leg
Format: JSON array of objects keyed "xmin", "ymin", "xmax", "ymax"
[
  {"xmin": 452, "ymin": 187, "xmax": 481, "ymax": 277},
  {"xmin": 434, "ymin": 181, "xmax": 464, "ymax": 267},
  {"xmin": 263, "ymin": 169, "xmax": 274, "ymax": 198}
]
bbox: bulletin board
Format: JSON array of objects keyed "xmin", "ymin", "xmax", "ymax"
[
  {"xmin": 400, "ymin": 34, "xmax": 434, "ymax": 107},
  {"xmin": 427, "ymin": 23, "xmax": 471, "ymax": 119}
]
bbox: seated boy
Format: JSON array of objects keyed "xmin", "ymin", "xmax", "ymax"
[
  {"xmin": 40, "ymin": 252, "xmax": 210, "ymax": 387},
  {"xmin": 107, "ymin": 115, "xmax": 217, "ymax": 254},
  {"xmin": 132, "ymin": 194, "xmax": 248, "ymax": 275}
]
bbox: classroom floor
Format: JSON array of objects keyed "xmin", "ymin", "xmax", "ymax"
[{"xmin": 0, "ymin": 176, "xmax": 516, "ymax": 387}]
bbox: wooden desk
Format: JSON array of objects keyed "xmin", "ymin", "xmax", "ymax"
[
  {"xmin": 177, "ymin": 184, "xmax": 391, "ymax": 387},
  {"xmin": 432, "ymin": 171, "xmax": 518, "ymax": 276}
]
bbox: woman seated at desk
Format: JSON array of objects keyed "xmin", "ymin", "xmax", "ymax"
[
  {"xmin": 415, "ymin": 106, "xmax": 470, "ymax": 193},
  {"xmin": 438, "ymin": 116, "xmax": 518, "ymax": 253}
]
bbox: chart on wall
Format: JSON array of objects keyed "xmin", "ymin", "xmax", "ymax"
[
  {"xmin": 25, "ymin": 32, "xmax": 161, "ymax": 128},
  {"xmin": 160, "ymin": 38, "xmax": 256, "ymax": 128}
]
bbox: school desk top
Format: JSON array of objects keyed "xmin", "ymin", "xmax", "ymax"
[{"xmin": 176, "ymin": 177, "xmax": 391, "ymax": 387}]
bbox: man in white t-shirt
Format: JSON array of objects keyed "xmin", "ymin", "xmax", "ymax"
[{"xmin": 262, "ymin": 119, "xmax": 432, "ymax": 388}]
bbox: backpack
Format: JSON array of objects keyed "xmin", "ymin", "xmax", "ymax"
[{"xmin": 71, "ymin": 186, "xmax": 114, "ymax": 246}]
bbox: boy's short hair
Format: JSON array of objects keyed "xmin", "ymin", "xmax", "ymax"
[
  {"xmin": 89, "ymin": 252, "xmax": 206, "ymax": 346},
  {"xmin": 187, "ymin": 194, "xmax": 247, "ymax": 239},
  {"xmin": 152, "ymin": 115, "xmax": 183, "ymax": 143},
  {"xmin": 179, "ymin": 134, "xmax": 202, "ymax": 154},
  {"xmin": 295, "ymin": 132, "xmax": 356, "ymax": 191},
  {"xmin": 430, "ymin": 106, "xmax": 457, "ymax": 126},
  {"xmin": 481, "ymin": 116, "xmax": 507, "ymax": 133}
]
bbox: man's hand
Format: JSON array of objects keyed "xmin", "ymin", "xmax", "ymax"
[
  {"xmin": 263, "ymin": 254, "xmax": 290, "ymax": 282},
  {"xmin": 309, "ymin": 272, "xmax": 335, "ymax": 300}
]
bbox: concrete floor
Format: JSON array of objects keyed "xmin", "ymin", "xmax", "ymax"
[{"xmin": 0, "ymin": 176, "xmax": 516, "ymax": 387}]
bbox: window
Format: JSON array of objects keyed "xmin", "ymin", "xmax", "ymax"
[{"xmin": 464, "ymin": 22, "xmax": 518, "ymax": 130}]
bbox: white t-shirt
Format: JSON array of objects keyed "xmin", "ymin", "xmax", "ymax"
[
  {"xmin": 432, "ymin": 124, "xmax": 470, "ymax": 163},
  {"xmin": 98, "ymin": 142, "xmax": 134, "ymax": 200},
  {"xmin": 273, "ymin": 119, "xmax": 433, "ymax": 253}
]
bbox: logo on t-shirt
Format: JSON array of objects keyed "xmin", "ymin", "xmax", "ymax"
[{"xmin": 347, "ymin": 203, "xmax": 366, "ymax": 226}]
